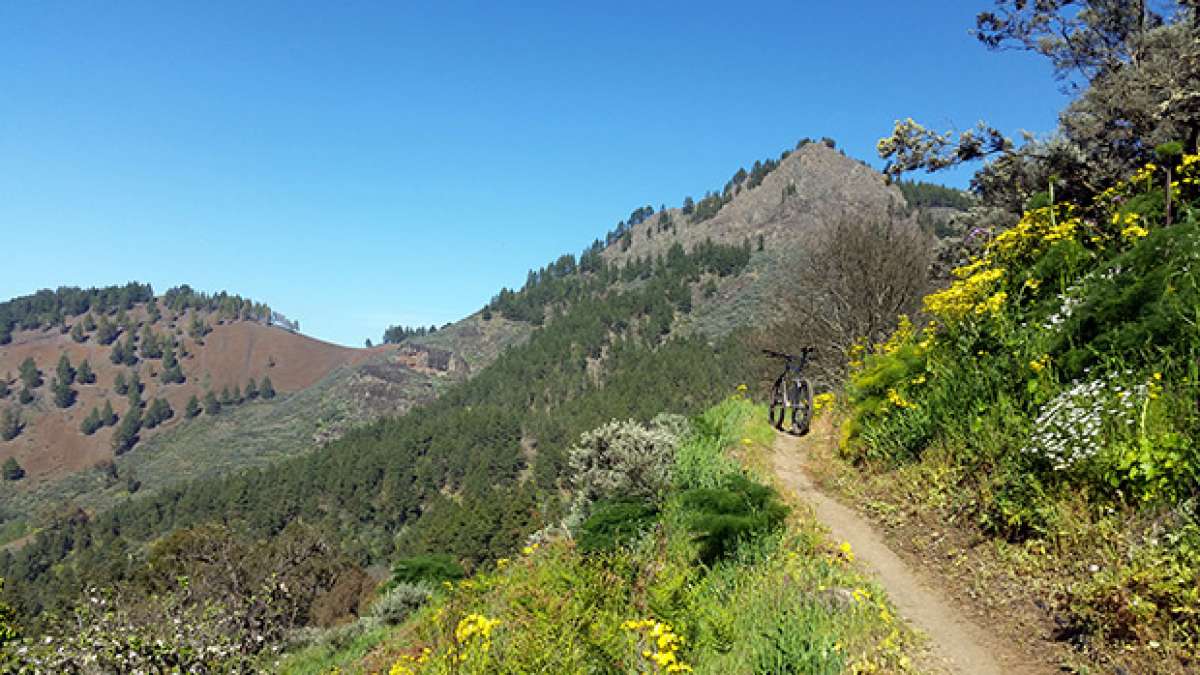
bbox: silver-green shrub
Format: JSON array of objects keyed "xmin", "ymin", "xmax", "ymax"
[
  {"xmin": 368, "ymin": 582, "xmax": 433, "ymax": 626},
  {"xmin": 568, "ymin": 414, "xmax": 688, "ymax": 516}
]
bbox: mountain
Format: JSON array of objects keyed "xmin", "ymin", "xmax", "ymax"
[{"xmin": 0, "ymin": 139, "xmax": 923, "ymax": 661}]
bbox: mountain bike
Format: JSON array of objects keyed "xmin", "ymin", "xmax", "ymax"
[{"xmin": 764, "ymin": 347, "xmax": 814, "ymax": 435}]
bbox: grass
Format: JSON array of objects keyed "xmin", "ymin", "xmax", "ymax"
[{"xmin": 276, "ymin": 396, "xmax": 916, "ymax": 674}]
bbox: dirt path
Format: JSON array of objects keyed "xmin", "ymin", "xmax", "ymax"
[{"xmin": 771, "ymin": 430, "xmax": 1052, "ymax": 675}]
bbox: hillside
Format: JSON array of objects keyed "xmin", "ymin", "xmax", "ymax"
[{"xmin": 0, "ymin": 290, "xmax": 509, "ymax": 542}]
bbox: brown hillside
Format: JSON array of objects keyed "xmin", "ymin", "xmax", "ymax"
[
  {"xmin": 0, "ymin": 311, "xmax": 386, "ymax": 482},
  {"xmin": 603, "ymin": 142, "xmax": 906, "ymax": 265}
]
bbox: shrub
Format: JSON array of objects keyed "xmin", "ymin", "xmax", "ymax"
[
  {"xmin": 680, "ymin": 474, "xmax": 789, "ymax": 564},
  {"xmin": 367, "ymin": 582, "xmax": 433, "ymax": 626},
  {"xmin": 388, "ymin": 554, "xmax": 464, "ymax": 587},
  {"xmin": 576, "ymin": 500, "xmax": 658, "ymax": 553},
  {"xmin": 568, "ymin": 415, "xmax": 686, "ymax": 516}
]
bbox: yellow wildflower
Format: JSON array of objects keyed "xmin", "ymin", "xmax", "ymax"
[{"xmin": 839, "ymin": 541, "xmax": 855, "ymax": 562}]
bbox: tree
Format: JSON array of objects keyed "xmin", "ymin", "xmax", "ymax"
[
  {"xmin": 203, "ymin": 391, "xmax": 221, "ymax": 416},
  {"xmin": 112, "ymin": 406, "xmax": 141, "ymax": 454},
  {"xmin": 83, "ymin": 313, "xmax": 96, "ymax": 332},
  {"xmin": 95, "ymin": 316, "xmax": 119, "ymax": 345},
  {"xmin": 185, "ymin": 395, "xmax": 201, "ymax": 419},
  {"xmin": 0, "ymin": 375, "xmax": 9, "ymax": 400},
  {"xmin": 69, "ymin": 322, "xmax": 86, "ymax": 343},
  {"xmin": 244, "ymin": 378, "xmax": 259, "ymax": 400},
  {"xmin": 160, "ymin": 343, "xmax": 184, "ymax": 384},
  {"xmin": 101, "ymin": 399, "xmax": 118, "ymax": 426},
  {"xmin": 219, "ymin": 386, "xmax": 233, "ymax": 406},
  {"xmin": 120, "ymin": 334, "xmax": 139, "ymax": 366},
  {"xmin": 56, "ymin": 353, "xmax": 75, "ymax": 385},
  {"xmin": 127, "ymin": 372, "xmax": 143, "ymax": 410},
  {"xmin": 144, "ymin": 399, "xmax": 173, "ymax": 429},
  {"xmin": 113, "ymin": 371, "xmax": 129, "ymax": 396},
  {"xmin": 0, "ymin": 408, "xmax": 19, "ymax": 441},
  {"xmin": 681, "ymin": 196, "xmax": 695, "ymax": 215},
  {"xmin": 81, "ymin": 408, "xmax": 103, "ymax": 435},
  {"xmin": 364, "ymin": 338, "xmax": 373, "ymax": 348},
  {"xmin": 17, "ymin": 388, "xmax": 33, "ymax": 405},
  {"xmin": 260, "ymin": 376, "xmax": 276, "ymax": 400},
  {"xmin": 140, "ymin": 326, "xmax": 162, "ymax": 360},
  {"xmin": 76, "ymin": 359, "xmax": 96, "ymax": 385},
  {"xmin": 233, "ymin": 385, "xmax": 243, "ymax": 404},
  {"xmin": 770, "ymin": 212, "xmax": 932, "ymax": 382},
  {"xmin": 2, "ymin": 457, "xmax": 24, "ymax": 481},
  {"xmin": 51, "ymin": 377, "xmax": 76, "ymax": 409},
  {"xmin": 18, "ymin": 358, "xmax": 41, "ymax": 389}
]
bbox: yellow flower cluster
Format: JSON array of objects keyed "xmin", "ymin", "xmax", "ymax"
[
  {"xmin": 813, "ymin": 392, "xmax": 836, "ymax": 415},
  {"xmin": 455, "ymin": 613, "xmax": 500, "ymax": 646},
  {"xmin": 389, "ymin": 648, "xmax": 432, "ymax": 675},
  {"xmin": 885, "ymin": 388, "xmax": 918, "ymax": 410},
  {"xmin": 838, "ymin": 541, "xmax": 855, "ymax": 563},
  {"xmin": 622, "ymin": 619, "xmax": 693, "ymax": 673},
  {"xmin": 1029, "ymin": 354, "xmax": 1050, "ymax": 374},
  {"xmin": 973, "ymin": 291, "xmax": 1007, "ymax": 317},
  {"xmin": 922, "ymin": 267, "xmax": 1004, "ymax": 322},
  {"xmin": 879, "ymin": 315, "xmax": 915, "ymax": 356}
]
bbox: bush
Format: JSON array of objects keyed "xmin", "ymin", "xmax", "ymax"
[
  {"xmin": 388, "ymin": 554, "xmax": 464, "ymax": 587},
  {"xmin": 367, "ymin": 582, "xmax": 432, "ymax": 626},
  {"xmin": 568, "ymin": 415, "xmax": 686, "ymax": 516},
  {"xmin": 680, "ymin": 474, "xmax": 789, "ymax": 564},
  {"xmin": 576, "ymin": 500, "xmax": 658, "ymax": 553}
]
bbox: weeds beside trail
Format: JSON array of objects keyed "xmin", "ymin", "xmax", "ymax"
[{"xmin": 278, "ymin": 396, "xmax": 919, "ymax": 674}]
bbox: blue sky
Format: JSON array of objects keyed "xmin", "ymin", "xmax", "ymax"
[{"xmin": 0, "ymin": 1, "xmax": 1069, "ymax": 346}]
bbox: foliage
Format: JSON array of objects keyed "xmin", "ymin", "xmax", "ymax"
[
  {"xmin": 576, "ymin": 499, "xmax": 659, "ymax": 553},
  {"xmin": 368, "ymin": 583, "xmax": 433, "ymax": 626},
  {"xmin": 0, "ymin": 410, "xmax": 20, "ymax": 443},
  {"xmin": 282, "ymin": 397, "xmax": 912, "ymax": 674},
  {"xmin": 679, "ymin": 474, "xmax": 789, "ymax": 565},
  {"xmin": 568, "ymin": 414, "xmax": 687, "ymax": 518},
  {"xmin": 389, "ymin": 555, "xmax": 466, "ymax": 587},
  {"xmin": 2, "ymin": 459, "xmax": 23, "ymax": 481},
  {"xmin": 844, "ymin": 154, "xmax": 1200, "ymax": 654},
  {"xmin": 0, "ymin": 282, "xmax": 152, "ymax": 345}
]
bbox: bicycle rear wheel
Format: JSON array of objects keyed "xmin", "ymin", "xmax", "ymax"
[
  {"xmin": 768, "ymin": 377, "xmax": 786, "ymax": 430},
  {"xmin": 791, "ymin": 378, "xmax": 813, "ymax": 435}
]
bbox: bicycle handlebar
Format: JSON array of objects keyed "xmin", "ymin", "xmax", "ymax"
[{"xmin": 762, "ymin": 347, "xmax": 815, "ymax": 361}]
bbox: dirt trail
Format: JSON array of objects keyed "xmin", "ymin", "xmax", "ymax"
[{"xmin": 771, "ymin": 430, "xmax": 1052, "ymax": 675}]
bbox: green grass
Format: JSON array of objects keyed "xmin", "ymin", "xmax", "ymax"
[{"xmin": 277, "ymin": 397, "xmax": 914, "ymax": 674}]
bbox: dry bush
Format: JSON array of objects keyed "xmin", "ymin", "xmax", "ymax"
[{"xmin": 756, "ymin": 211, "xmax": 933, "ymax": 386}]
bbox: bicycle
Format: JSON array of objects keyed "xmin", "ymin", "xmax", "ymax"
[{"xmin": 763, "ymin": 347, "xmax": 814, "ymax": 435}]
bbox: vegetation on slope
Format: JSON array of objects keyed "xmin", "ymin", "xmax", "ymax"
[
  {"xmin": 841, "ymin": 150, "xmax": 1200, "ymax": 669},
  {"xmin": 279, "ymin": 396, "xmax": 913, "ymax": 674},
  {"xmin": 0, "ymin": 236, "xmax": 757, "ymax": 657}
]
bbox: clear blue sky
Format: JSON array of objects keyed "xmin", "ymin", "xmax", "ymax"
[{"xmin": 0, "ymin": 1, "xmax": 1068, "ymax": 346}]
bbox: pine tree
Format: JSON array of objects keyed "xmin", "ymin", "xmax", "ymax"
[
  {"xmin": 111, "ymin": 407, "xmax": 141, "ymax": 454},
  {"xmin": 95, "ymin": 316, "xmax": 118, "ymax": 345},
  {"xmin": 56, "ymin": 354, "xmax": 75, "ymax": 385},
  {"xmin": 69, "ymin": 322, "xmax": 86, "ymax": 343},
  {"xmin": 51, "ymin": 377, "xmax": 76, "ymax": 409},
  {"xmin": 144, "ymin": 399, "xmax": 173, "ymax": 429},
  {"xmin": 17, "ymin": 388, "xmax": 33, "ymax": 405},
  {"xmin": 203, "ymin": 391, "xmax": 221, "ymax": 416},
  {"xmin": 18, "ymin": 358, "xmax": 41, "ymax": 389},
  {"xmin": 0, "ymin": 377, "xmax": 9, "ymax": 399},
  {"xmin": 185, "ymin": 394, "xmax": 201, "ymax": 419},
  {"xmin": 80, "ymin": 408, "xmax": 103, "ymax": 435},
  {"xmin": 244, "ymin": 378, "xmax": 259, "ymax": 400},
  {"xmin": 140, "ymin": 326, "xmax": 162, "ymax": 359},
  {"xmin": 233, "ymin": 384, "xmax": 243, "ymax": 404},
  {"xmin": 260, "ymin": 376, "xmax": 276, "ymax": 400},
  {"xmin": 76, "ymin": 359, "xmax": 95, "ymax": 385},
  {"xmin": 160, "ymin": 342, "xmax": 184, "ymax": 384},
  {"xmin": 101, "ymin": 399, "xmax": 117, "ymax": 426},
  {"xmin": 0, "ymin": 408, "xmax": 19, "ymax": 441},
  {"xmin": 121, "ymin": 334, "xmax": 139, "ymax": 366},
  {"xmin": 127, "ymin": 372, "xmax": 143, "ymax": 410},
  {"xmin": 83, "ymin": 313, "xmax": 96, "ymax": 332},
  {"xmin": 2, "ymin": 457, "xmax": 24, "ymax": 480},
  {"xmin": 113, "ymin": 371, "xmax": 129, "ymax": 396},
  {"xmin": 220, "ymin": 386, "xmax": 233, "ymax": 406},
  {"xmin": 109, "ymin": 340, "xmax": 126, "ymax": 365}
]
